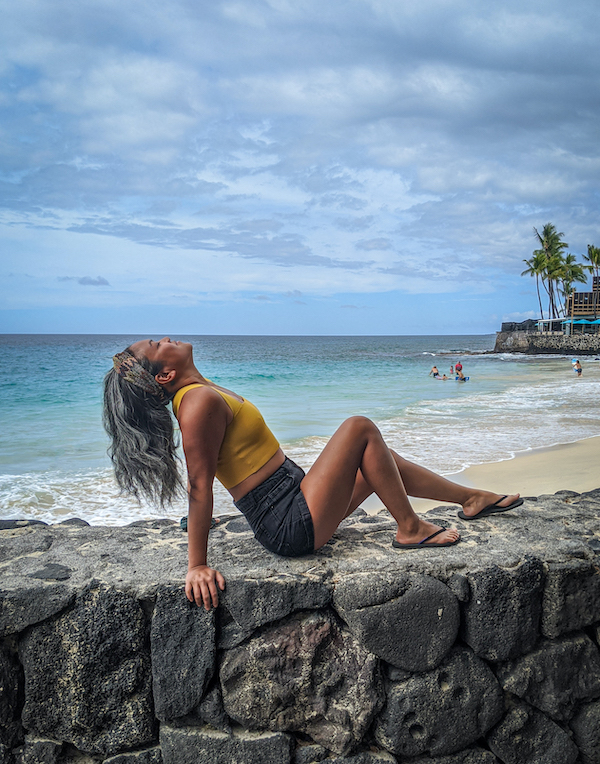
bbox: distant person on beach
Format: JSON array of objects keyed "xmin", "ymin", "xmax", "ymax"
[
  {"xmin": 428, "ymin": 366, "xmax": 440, "ymax": 377},
  {"xmin": 574, "ymin": 360, "xmax": 582, "ymax": 377},
  {"xmin": 456, "ymin": 370, "xmax": 467, "ymax": 382},
  {"xmin": 103, "ymin": 338, "xmax": 522, "ymax": 610},
  {"xmin": 455, "ymin": 361, "xmax": 463, "ymax": 373},
  {"xmin": 450, "ymin": 365, "xmax": 454, "ymax": 375}
]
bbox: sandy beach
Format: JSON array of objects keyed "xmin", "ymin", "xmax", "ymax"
[{"xmin": 364, "ymin": 435, "xmax": 600, "ymax": 514}]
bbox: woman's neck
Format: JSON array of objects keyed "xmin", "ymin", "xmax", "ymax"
[{"xmin": 168, "ymin": 367, "xmax": 207, "ymax": 394}]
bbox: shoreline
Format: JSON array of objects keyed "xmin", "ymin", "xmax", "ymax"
[{"xmin": 363, "ymin": 434, "xmax": 600, "ymax": 514}]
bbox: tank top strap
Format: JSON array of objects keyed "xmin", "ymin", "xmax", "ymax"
[{"xmin": 171, "ymin": 383, "xmax": 204, "ymax": 416}]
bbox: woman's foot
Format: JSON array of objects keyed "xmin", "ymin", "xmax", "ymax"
[
  {"xmin": 460, "ymin": 491, "xmax": 522, "ymax": 519},
  {"xmin": 395, "ymin": 519, "xmax": 460, "ymax": 547}
]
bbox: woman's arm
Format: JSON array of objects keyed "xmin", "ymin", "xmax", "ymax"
[{"xmin": 178, "ymin": 387, "xmax": 230, "ymax": 609}]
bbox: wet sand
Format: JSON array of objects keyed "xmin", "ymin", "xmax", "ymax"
[{"xmin": 362, "ymin": 435, "xmax": 600, "ymax": 514}]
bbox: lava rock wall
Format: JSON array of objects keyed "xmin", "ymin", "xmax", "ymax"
[
  {"xmin": 2, "ymin": 488, "xmax": 600, "ymax": 763},
  {"xmin": 494, "ymin": 330, "xmax": 600, "ymax": 354}
]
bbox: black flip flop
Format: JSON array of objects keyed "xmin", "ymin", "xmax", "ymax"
[
  {"xmin": 392, "ymin": 527, "xmax": 461, "ymax": 550},
  {"xmin": 457, "ymin": 496, "xmax": 524, "ymax": 521}
]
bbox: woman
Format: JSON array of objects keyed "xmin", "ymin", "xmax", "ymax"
[{"xmin": 103, "ymin": 337, "xmax": 522, "ymax": 611}]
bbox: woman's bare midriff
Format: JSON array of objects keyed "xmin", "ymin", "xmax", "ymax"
[{"xmin": 228, "ymin": 448, "xmax": 286, "ymax": 502}]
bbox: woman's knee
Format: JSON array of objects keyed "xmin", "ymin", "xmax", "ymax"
[{"xmin": 341, "ymin": 415, "xmax": 380, "ymax": 439}]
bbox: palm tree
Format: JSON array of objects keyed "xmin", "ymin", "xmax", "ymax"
[
  {"xmin": 521, "ymin": 251, "xmax": 547, "ymax": 319},
  {"xmin": 583, "ymin": 244, "xmax": 600, "ymax": 317},
  {"xmin": 532, "ymin": 223, "xmax": 569, "ymax": 318},
  {"xmin": 559, "ymin": 254, "xmax": 588, "ymax": 316}
]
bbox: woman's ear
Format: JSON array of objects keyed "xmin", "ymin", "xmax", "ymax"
[{"xmin": 155, "ymin": 369, "xmax": 176, "ymax": 386}]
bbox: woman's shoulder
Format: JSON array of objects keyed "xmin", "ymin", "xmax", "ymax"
[{"xmin": 173, "ymin": 383, "xmax": 230, "ymax": 418}]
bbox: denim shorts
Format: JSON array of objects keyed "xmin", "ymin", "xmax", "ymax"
[{"xmin": 234, "ymin": 457, "xmax": 315, "ymax": 557}]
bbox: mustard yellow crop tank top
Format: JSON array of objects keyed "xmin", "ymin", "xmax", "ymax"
[{"xmin": 171, "ymin": 382, "xmax": 280, "ymax": 490}]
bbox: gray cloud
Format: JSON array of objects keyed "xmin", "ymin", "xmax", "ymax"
[
  {"xmin": 58, "ymin": 276, "xmax": 111, "ymax": 286},
  {"xmin": 355, "ymin": 238, "xmax": 392, "ymax": 251},
  {"xmin": 1, "ymin": 0, "xmax": 599, "ymax": 310}
]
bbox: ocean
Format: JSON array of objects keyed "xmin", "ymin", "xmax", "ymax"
[{"xmin": 2, "ymin": 334, "xmax": 599, "ymax": 525}]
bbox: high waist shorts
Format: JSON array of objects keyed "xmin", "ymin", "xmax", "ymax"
[{"xmin": 234, "ymin": 457, "xmax": 315, "ymax": 557}]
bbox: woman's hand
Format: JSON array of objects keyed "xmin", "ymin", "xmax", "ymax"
[{"xmin": 185, "ymin": 565, "xmax": 226, "ymax": 610}]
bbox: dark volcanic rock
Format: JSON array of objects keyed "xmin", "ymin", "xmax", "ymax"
[
  {"xmin": 332, "ymin": 571, "xmax": 459, "ymax": 671},
  {"xmin": 150, "ymin": 585, "xmax": 215, "ymax": 720},
  {"xmin": 159, "ymin": 723, "xmax": 293, "ymax": 764},
  {"xmin": 27, "ymin": 564, "xmax": 71, "ymax": 582},
  {"xmin": 373, "ymin": 646, "xmax": 503, "ymax": 758},
  {"xmin": 299, "ymin": 751, "xmax": 396, "ymax": 764},
  {"xmin": 461, "ymin": 558, "xmax": 544, "ymax": 661},
  {"xmin": 407, "ymin": 748, "xmax": 500, "ymax": 763},
  {"xmin": 0, "ymin": 584, "xmax": 75, "ymax": 637},
  {"xmin": 14, "ymin": 735, "xmax": 62, "ymax": 763},
  {"xmin": 487, "ymin": 699, "xmax": 578, "ymax": 764},
  {"xmin": 294, "ymin": 743, "xmax": 330, "ymax": 763},
  {"xmin": 570, "ymin": 699, "xmax": 600, "ymax": 764},
  {"xmin": 217, "ymin": 574, "xmax": 332, "ymax": 648},
  {"xmin": 542, "ymin": 559, "xmax": 600, "ymax": 638},
  {"xmin": 195, "ymin": 683, "xmax": 231, "ymax": 732},
  {"xmin": 496, "ymin": 631, "xmax": 600, "ymax": 721},
  {"xmin": 103, "ymin": 746, "xmax": 163, "ymax": 764},
  {"xmin": 0, "ymin": 642, "xmax": 21, "ymax": 725},
  {"xmin": 19, "ymin": 584, "xmax": 154, "ymax": 755},
  {"xmin": 220, "ymin": 610, "xmax": 382, "ymax": 754}
]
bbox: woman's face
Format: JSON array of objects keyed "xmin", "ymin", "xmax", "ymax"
[{"xmin": 129, "ymin": 337, "xmax": 193, "ymax": 371}]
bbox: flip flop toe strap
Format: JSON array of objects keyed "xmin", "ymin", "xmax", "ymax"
[{"xmin": 419, "ymin": 528, "xmax": 445, "ymax": 545}]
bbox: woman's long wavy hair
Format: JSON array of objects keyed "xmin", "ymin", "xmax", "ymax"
[{"xmin": 103, "ymin": 350, "xmax": 183, "ymax": 506}]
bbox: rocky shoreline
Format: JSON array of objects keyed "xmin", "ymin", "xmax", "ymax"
[
  {"xmin": 2, "ymin": 488, "xmax": 600, "ymax": 763},
  {"xmin": 494, "ymin": 330, "xmax": 600, "ymax": 354}
]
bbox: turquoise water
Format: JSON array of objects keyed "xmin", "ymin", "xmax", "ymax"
[{"xmin": 2, "ymin": 334, "xmax": 599, "ymax": 524}]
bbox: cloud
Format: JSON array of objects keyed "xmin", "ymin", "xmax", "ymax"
[
  {"xmin": 355, "ymin": 238, "xmax": 392, "ymax": 251},
  {"xmin": 1, "ymin": 0, "xmax": 599, "ymax": 326},
  {"xmin": 58, "ymin": 276, "xmax": 110, "ymax": 286}
]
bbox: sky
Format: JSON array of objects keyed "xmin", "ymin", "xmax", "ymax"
[{"xmin": 1, "ymin": 0, "xmax": 599, "ymax": 335}]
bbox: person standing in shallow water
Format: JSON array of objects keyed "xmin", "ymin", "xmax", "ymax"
[{"xmin": 103, "ymin": 338, "xmax": 522, "ymax": 610}]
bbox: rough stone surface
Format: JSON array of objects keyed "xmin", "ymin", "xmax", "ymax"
[
  {"xmin": 159, "ymin": 723, "xmax": 293, "ymax": 764},
  {"xmin": 220, "ymin": 610, "xmax": 382, "ymax": 754},
  {"xmin": 374, "ymin": 646, "xmax": 503, "ymax": 758},
  {"xmin": 304, "ymin": 752, "xmax": 396, "ymax": 764},
  {"xmin": 487, "ymin": 699, "xmax": 579, "ymax": 764},
  {"xmin": 218, "ymin": 574, "xmax": 332, "ymax": 648},
  {"xmin": 569, "ymin": 699, "xmax": 600, "ymax": 764},
  {"xmin": 0, "ymin": 642, "xmax": 21, "ymax": 725},
  {"xmin": 2, "ymin": 489, "xmax": 600, "ymax": 762},
  {"xmin": 194, "ymin": 683, "xmax": 231, "ymax": 732},
  {"xmin": 0, "ymin": 583, "xmax": 75, "ymax": 638},
  {"xmin": 0, "ymin": 720, "xmax": 23, "ymax": 751},
  {"xmin": 407, "ymin": 748, "xmax": 500, "ymax": 764},
  {"xmin": 294, "ymin": 744, "xmax": 330, "ymax": 763},
  {"xmin": 461, "ymin": 558, "xmax": 544, "ymax": 661},
  {"xmin": 496, "ymin": 631, "xmax": 600, "ymax": 721},
  {"xmin": 3, "ymin": 492, "xmax": 600, "ymax": 600},
  {"xmin": 19, "ymin": 585, "xmax": 154, "ymax": 755},
  {"xmin": 542, "ymin": 559, "xmax": 600, "ymax": 638},
  {"xmin": 14, "ymin": 736, "xmax": 62, "ymax": 764},
  {"xmin": 150, "ymin": 585, "xmax": 215, "ymax": 721},
  {"xmin": 494, "ymin": 330, "xmax": 600, "ymax": 355},
  {"xmin": 332, "ymin": 571, "xmax": 459, "ymax": 671},
  {"xmin": 103, "ymin": 746, "xmax": 163, "ymax": 764}
]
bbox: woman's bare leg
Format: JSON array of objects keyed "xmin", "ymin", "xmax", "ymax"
[
  {"xmin": 300, "ymin": 416, "xmax": 460, "ymax": 549},
  {"xmin": 347, "ymin": 452, "xmax": 520, "ymax": 519},
  {"xmin": 390, "ymin": 452, "xmax": 520, "ymax": 518}
]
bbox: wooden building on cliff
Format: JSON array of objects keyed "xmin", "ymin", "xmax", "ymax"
[{"xmin": 566, "ymin": 276, "xmax": 600, "ymax": 318}]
